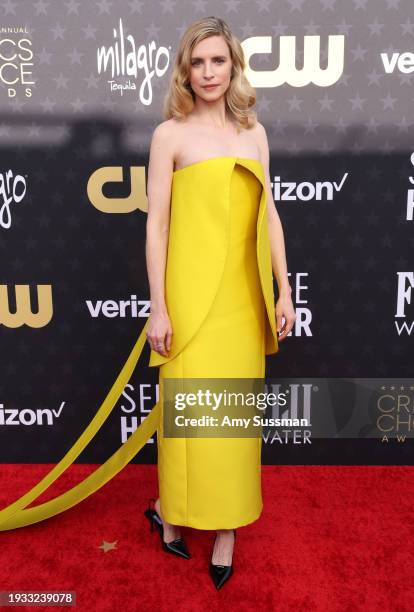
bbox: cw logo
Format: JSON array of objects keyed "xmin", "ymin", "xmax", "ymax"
[
  {"xmin": 0, "ymin": 285, "xmax": 52, "ymax": 328},
  {"xmin": 242, "ymin": 35, "xmax": 345, "ymax": 87},
  {"xmin": 87, "ymin": 166, "xmax": 148, "ymax": 213}
]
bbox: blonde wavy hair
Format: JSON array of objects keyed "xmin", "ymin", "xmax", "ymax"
[{"xmin": 163, "ymin": 16, "xmax": 257, "ymax": 130}]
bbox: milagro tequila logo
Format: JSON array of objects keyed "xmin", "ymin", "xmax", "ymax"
[
  {"xmin": 0, "ymin": 26, "xmax": 34, "ymax": 98},
  {"xmin": 97, "ymin": 17, "xmax": 170, "ymax": 105},
  {"xmin": 0, "ymin": 169, "xmax": 27, "ymax": 229}
]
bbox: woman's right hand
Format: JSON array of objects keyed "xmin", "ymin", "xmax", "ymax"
[{"xmin": 146, "ymin": 310, "xmax": 173, "ymax": 357}]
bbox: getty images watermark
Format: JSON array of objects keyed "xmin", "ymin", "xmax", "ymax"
[
  {"xmin": 160, "ymin": 377, "xmax": 414, "ymax": 440},
  {"xmin": 161, "ymin": 377, "xmax": 308, "ymax": 439}
]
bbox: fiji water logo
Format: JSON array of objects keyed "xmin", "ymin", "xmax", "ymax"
[
  {"xmin": 396, "ymin": 272, "xmax": 414, "ymax": 336},
  {"xmin": 97, "ymin": 17, "xmax": 170, "ymax": 105}
]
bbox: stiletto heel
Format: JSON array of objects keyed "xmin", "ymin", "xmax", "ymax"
[
  {"xmin": 144, "ymin": 497, "xmax": 191, "ymax": 559},
  {"xmin": 209, "ymin": 529, "xmax": 236, "ymax": 589}
]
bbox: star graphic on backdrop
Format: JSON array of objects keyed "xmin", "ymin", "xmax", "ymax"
[
  {"xmin": 367, "ymin": 69, "xmax": 383, "ymax": 86},
  {"xmin": 129, "ymin": 0, "xmax": 145, "ymax": 13},
  {"xmin": 33, "ymin": 0, "xmax": 48, "ymax": 15},
  {"xmin": 82, "ymin": 24, "xmax": 98, "ymax": 39},
  {"xmin": 400, "ymin": 18, "xmax": 414, "ymax": 35},
  {"xmin": 159, "ymin": 0, "xmax": 176, "ymax": 15},
  {"xmin": 2, "ymin": 0, "xmax": 18, "ymax": 16},
  {"xmin": 66, "ymin": 0, "xmax": 81, "ymax": 15},
  {"xmin": 51, "ymin": 23, "xmax": 66, "ymax": 40},
  {"xmin": 99, "ymin": 540, "xmax": 118, "ymax": 552},
  {"xmin": 38, "ymin": 47, "xmax": 53, "ymax": 64},
  {"xmin": 335, "ymin": 20, "xmax": 353, "ymax": 35},
  {"xmin": 399, "ymin": 72, "xmax": 413, "ymax": 85},
  {"xmin": 380, "ymin": 92, "xmax": 398, "ymax": 110},
  {"xmin": 367, "ymin": 18, "xmax": 385, "ymax": 35},
  {"xmin": 287, "ymin": 0, "xmax": 306, "ymax": 11},
  {"xmin": 304, "ymin": 21, "xmax": 321, "ymax": 35},
  {"xmin": 350, "ymin": 43, "xmax": 368, "ymax": 61},
  {"xmin": 366, "ymin": 117, "xmax": 381, "ymax": 133},
  {"xmin": 54, "ymin": 73, "xmax": 69, "ymax": 89},
  {"xmin": 303, "ymin": 117, "xmax": 319, "ymax": 135},
  {"xmin": 271, "ymin": 21, "xmax": 288, "ymax": 36},
  {"xmin": 222, "ymin": 0, "xmax": 240, "ymax": 13},
  {"xmin": 256, "ymin": 0, "xmax": 272, "ymax": 13}
]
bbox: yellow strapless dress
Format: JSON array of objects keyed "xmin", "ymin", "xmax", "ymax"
[{"xmin": 149, "ymin": 156, "xmax": 279, "ymax": 529}]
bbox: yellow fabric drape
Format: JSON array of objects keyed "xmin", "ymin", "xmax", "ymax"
[
  {"xmin": 0, "ymin": 320, "xmax": 160, "ymax": 531},
  {"xmin": 148, "ymin": 157, "xmax": 279, "ymax": 368}
]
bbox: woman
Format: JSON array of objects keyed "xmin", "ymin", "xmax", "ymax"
[{"xmin": 144, "ymin": 16, "xmax": 296, "ymax": 589}]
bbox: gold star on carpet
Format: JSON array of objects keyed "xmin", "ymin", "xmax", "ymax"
[{"xmin": 99, "ymin": 540, "xmax": 118, "ymax": 552}]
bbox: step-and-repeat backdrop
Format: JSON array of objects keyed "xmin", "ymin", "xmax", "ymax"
[{"xmin": 1, "ymin": 2, "xmax": 413, "ymax": 466}]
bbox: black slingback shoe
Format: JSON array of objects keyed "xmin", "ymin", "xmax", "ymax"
[
  {"xmin": 144, "ymin": 497, "xmax": 191, "ymax": 559},
  {"xmin": 209, "ymin": 529, "xmax": 236, "ymax": 589}
]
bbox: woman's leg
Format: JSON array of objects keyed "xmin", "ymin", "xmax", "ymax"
[
  {"xmin": 154, "ymin": 497, "xmax": 182, "ymax": 543},
  {"xmin": 211, "ymin": 529, "xmax": 235, "ymax": 565}
]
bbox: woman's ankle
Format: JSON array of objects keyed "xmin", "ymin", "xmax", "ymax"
[
  {"xmin": 216, "ymin": 528, "xmax": 235, "ymax": 537},
  {"xmin": 212, "ymin": 530, "xmax": 235, "ymax": 565},
  {"xmin": 154, "ymin": 498, "xmax": 181, "ymax": 536}
]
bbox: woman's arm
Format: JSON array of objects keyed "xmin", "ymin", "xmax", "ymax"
[
  {"xmin": 145, "ymin": 121, "xmax": 175, "ymax": 355},
  {"xmin": 254, "ymin": 121, "xmax": 296, "ymax": 341}
]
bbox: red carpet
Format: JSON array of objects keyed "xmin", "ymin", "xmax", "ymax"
[{"xmin": 0, "ymin": 465, "xmax": 413, "ymax": 611}]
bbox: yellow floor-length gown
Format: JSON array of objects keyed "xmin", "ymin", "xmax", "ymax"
[{"xmin": 148, "ymin": 156, "xmax": 279, "ymax": 529}]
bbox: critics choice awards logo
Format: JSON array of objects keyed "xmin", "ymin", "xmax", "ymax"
[{"xmin": 0, "ymin": 26, "xmax": 34, "ymax": 98}]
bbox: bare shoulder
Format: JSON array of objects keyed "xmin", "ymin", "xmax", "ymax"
[
  {"xmin": 151, "ymin": 118, "xmax": 180, "ymax": 142},
  {"xmin": 248, "ymin": 120, "xmax": 269, "ymax": 163},
  {"xmin": 249, "ymin": 120, "xmax": 268, "ymax": 145},
  {"xmin": 150, "ymin": 118, "xmax": 185, "ymax": 158}
]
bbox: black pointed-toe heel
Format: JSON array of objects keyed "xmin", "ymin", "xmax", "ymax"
[
  {"xmin": 209, "ymin": 529, "xmax": 236, "ymax": 589},
  {"xmin": 144, "ymin": 497, "xmax": 191, "ymax": 559}
]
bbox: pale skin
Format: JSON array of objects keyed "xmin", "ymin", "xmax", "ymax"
[{"xmin": 146, "ymin": 34, "xmax": 296, "ymax": 565}]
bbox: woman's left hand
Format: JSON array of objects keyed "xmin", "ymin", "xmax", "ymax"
[{"xmin": 275, "ymin": 291, "xmax": 296, "ymax": 342}]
